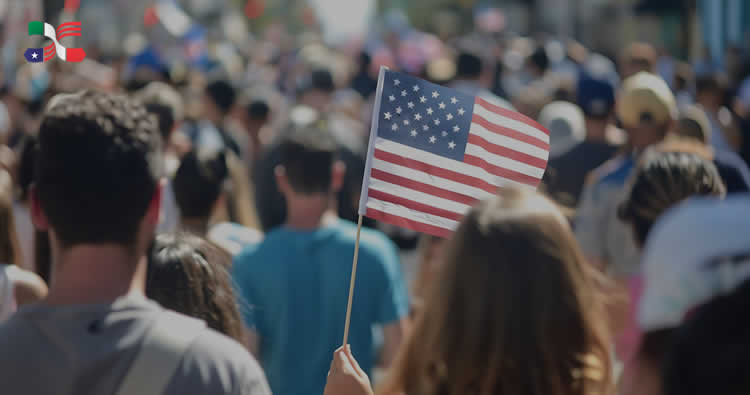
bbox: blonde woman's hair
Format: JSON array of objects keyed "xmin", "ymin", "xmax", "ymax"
[{"xmin": 379, "ymin": 187, "xmax": 612, "ymax": 395}]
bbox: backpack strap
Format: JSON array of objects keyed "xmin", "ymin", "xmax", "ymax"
[{"xmin": 115, "ymin": 311, "xmax": 207, "ymax": 395}]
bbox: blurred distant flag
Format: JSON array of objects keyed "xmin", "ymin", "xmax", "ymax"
[{"xmin": 359, "ymin": 68, "xmax": 550, "ymax": 237}]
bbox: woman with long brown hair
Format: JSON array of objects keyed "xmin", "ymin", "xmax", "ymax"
[
  {"xmin": 325, "ymin": 187, "xmax": 612, "ymax": 395},
  {"xmin": 146, "ymin": 232, "xmax": 247, "ymax": 345}
]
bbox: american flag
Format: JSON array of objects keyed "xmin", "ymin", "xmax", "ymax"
[{"xmin": 359, "ymin": 68, "xmax": 550, "ymax": 237}]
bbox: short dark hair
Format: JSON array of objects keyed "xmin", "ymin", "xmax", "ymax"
[
  {"xmin": 279, "ymin": 127, "xmax": 337, "ymax": 194},
  {"xmin": 35, "ymin": 91, "xmax": 163, "ymax": 247},
  {"xmin": 204, "ymin": 79, "xmax": 236, "ymax": 115},
  {"xmin": 247, "ymin": 99, "xmax": 270, "ymax": 121},
  {"xmin": 528, "ymin": 46, "xmax": 550, "ymax": 73},
  {"xmin": 310, "ymin": 69, "xmax": 335, "ymax": 93},
  {"xmin": 456, "ymin": 52, "xmax": 482, "ymax": 79},
  {"xmin": 173, "ymin": 148, "xmax": 228, "ymax": 219}
]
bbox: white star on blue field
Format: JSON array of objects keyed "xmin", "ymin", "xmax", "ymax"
[{"xmin": 377, "ymin": 70, "xmax": 474, "ymax": 161}]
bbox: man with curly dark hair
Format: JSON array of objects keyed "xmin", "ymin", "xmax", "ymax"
[{"xmin": 0, "ymin": 91, "xmax": 271, "ymax": 395}]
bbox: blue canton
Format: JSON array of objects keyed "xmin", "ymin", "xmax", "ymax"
[{"xmin": 377, "ymin": 70, "xmax": 475, "ymax": 162}]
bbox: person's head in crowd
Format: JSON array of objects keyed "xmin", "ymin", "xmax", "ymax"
[
  {"xmin": 33, "ymin": 90, "xmax": 162, "ymax": 286},
  {"xmin": 577, "ymin": 75, "xmax": 616, "ymax": 142},
  {"xmin": 634, "ymin": 195, "xmax": 750, "ymax": 395},
  {"xmin": 455, "ymin": 51, "xmax": 483, "ymax": 82},
  {"xmin": 136, "ymin": 81, "xmax": 184, "ymax": 150},
  {"xmin": 695, "ymin": 73, "xmax": 727, "ymax": 113},
  {"xmin": 538, "ymin": 101, "xmax": 586, "ymax": 158},
  {"xmin": 619, "ymin": 42, "xmax": 657, "ymax": 79},
  {"xmin": 274, "ymin": 126, "xmax": 344, "ymax": 227},
  {"xmin": 512, "ymin": 85, "xmax": 551, "ymax": 119},
  {"xmin": 244, "ymin": 98, "xmax": 271, "ymax": 144},
  {"xmin": 299, "ymin": 69, "xmax": 335, "ymax": 113},
  {"xmin": 616, "ymin": 72, "xmax": 677, "ymax": 151},
  {"xmin": 663, "ymin": 276, "xmax": 750, "ymax": 395},
  {"xmin": 173, "ymin": 148, "xmax": 229, "ymax": 235},
  {"xmin": 378, "ymin": 187, "xmax": 611, "ymax": 395},
  {"xmin": 526, "ymin": 45, "xmax": 549, "ymax": 78},
  {"xmin": 146, "ymin": 232, "xmax": 245, "ymax": 344},
  {"xmin": 618, "ymin": 149, "xmax": 725, "ymax": 247},
  {"xmin": 357, "ymin": 51, "xmax": 372, "ymax": 74},
  {"xmin": 578, "ymin": 75, "xmax": 615, "ymax": 120},
  {"xmin": 203, "ymin": 79, "xmax": 236, "ymax": 124}
]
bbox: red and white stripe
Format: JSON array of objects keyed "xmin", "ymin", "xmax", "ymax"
[{"xmin": 361, "ymin": 96, "xmax": 549, "ymax": 238}]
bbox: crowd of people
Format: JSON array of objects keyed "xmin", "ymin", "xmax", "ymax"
[{"xmin": 0, "ymin": 11, "xmax": 748, "ymax": 395}]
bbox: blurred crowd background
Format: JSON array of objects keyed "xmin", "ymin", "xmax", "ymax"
[{"xmin": 0, "ymin": 0, "xmax": 749, "ymax": 394}]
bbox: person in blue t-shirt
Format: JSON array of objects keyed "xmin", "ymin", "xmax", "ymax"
[{"xmin": 233, "ymin": 126, "xmax": 409, "ymax": 395}]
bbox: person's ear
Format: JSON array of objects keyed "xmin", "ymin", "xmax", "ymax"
[
  {"xmin": 29, "ymin": 185, "xmax": 49, "ymax": 231},
  {"xmin": 275, "ymin": 164, "xmax": 290, "ymax": 195},
  {"xmin": 331, "ymin": 160, "xmax": 346, "ymax": 193},
  {"xmin": 145, "ymin": 178, "xmax": 165, "ymax": 227}
]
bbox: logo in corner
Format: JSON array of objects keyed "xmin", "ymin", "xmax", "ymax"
[{"xmin": 24, "ymin": 21, "xmax": 86, "ymax": 63}]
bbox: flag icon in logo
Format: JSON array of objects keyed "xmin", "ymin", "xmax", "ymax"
[
  {"xmin": 25, "ymin": 21, "xmax": 86, "ymax": 63},
  {"xmin": 358, "ymin": 68, "xmax": 550, "ymax": 237}
]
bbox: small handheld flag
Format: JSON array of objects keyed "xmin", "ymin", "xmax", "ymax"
[
  {"xmin": 358, "ymin": 67, "xmax": 550, "ymax": 237},
  {"xmin": 341, "ymin": 68, "xmax": 549, "ymax": 347}
]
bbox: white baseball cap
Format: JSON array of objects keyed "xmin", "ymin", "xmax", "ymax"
[
  {"xmin": 638, "ymin": 194, "xmax": 750, "ymax": 331},
  {"xmin": 537, "ymin": 101, "xmax": 585, "ymax": 158}
]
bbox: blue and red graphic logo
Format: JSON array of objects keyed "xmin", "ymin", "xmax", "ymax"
[{"xmin": 24, "ymin": 21, "xmax": 86, "ymax": 63}]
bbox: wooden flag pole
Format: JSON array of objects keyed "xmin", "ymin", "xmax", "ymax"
[{"xmin": 342, "ymin": 214, "xmax": 364, "ymax": 346}]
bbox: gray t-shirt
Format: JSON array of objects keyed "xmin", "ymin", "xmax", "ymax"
[{"xmin": 0, "ymin": 295, "xmax": 272, "ymax": 395}]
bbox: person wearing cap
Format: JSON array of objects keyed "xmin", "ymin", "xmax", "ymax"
[
  {"xmin": 542, "ymin": 75, "xmax": 622, "ymax": 206},
  {"xmin": 624, "ymin": 194, "xmax": 750, "ymax": 395},
  {"xmin": 575, "ymin": 71, "xmax": 677, "ymax": 278},
  {"xmin": 672, "ymin": 105, "xmax": 750, "ymax": 193}
]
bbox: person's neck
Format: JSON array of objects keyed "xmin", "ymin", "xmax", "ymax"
[
  {"xmin": 284, "ymin": 195, "xmax": 338, "ymax": 231},
  {"xmin": 181, "ymin": 217, "xmax": 210, "ymax": 235},
  {"xmin": 46, "ymin": 243, "xmax": 147, "ymax": 305}
]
